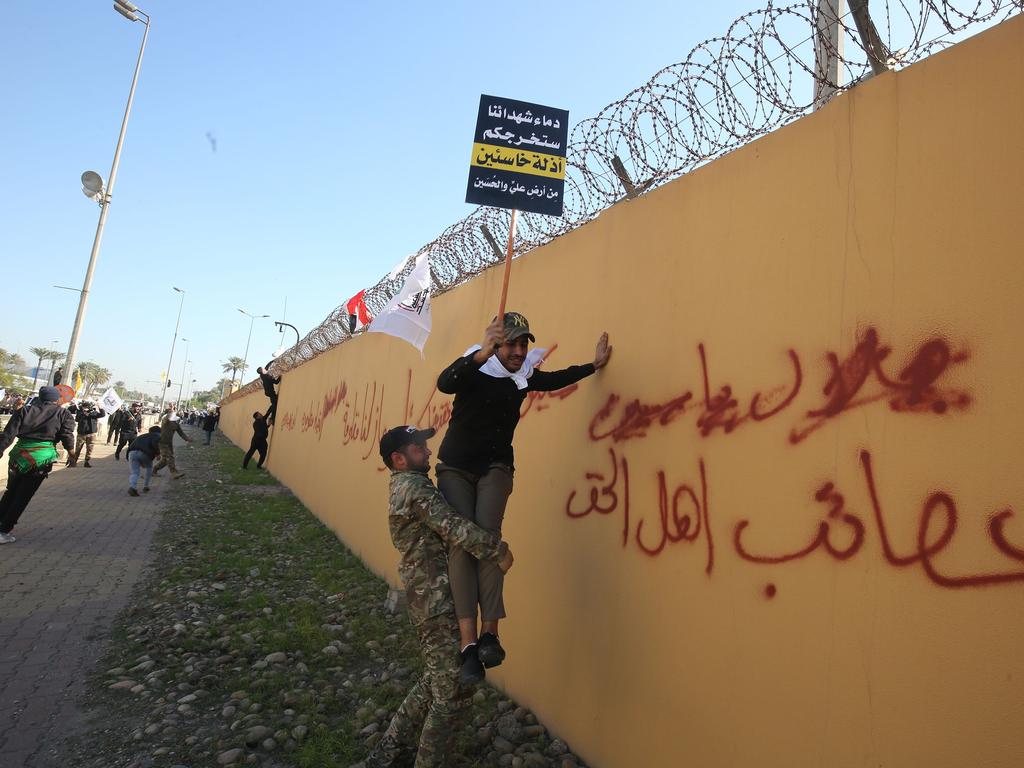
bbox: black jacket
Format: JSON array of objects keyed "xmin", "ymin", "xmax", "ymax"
[
  {"xmin": 0, "ymin": 402, "xmax": 76, "ymax": 455},
  {"xmin": 202, "ymin": 412, "xmax": 219, "ymax": 431},
  {"xmin": 436, "ymin": 353, "xmax": 595, "ymax": 475},
  {"xmin": 251, "ymin": 415, "xmax": 269, "ymax": 443},
  {"xmin": 129, "ymin": 432, "xmax": 162, "ymax": 459},
  {"xmin": 108, "ymin": 410, "xmax": 125, "ymax": 429},
  {"xmin": 75, "ymin": 407, "xmax": 106, "ymax": 435},
  {"xmin": 260, "ymin": 366, "xmax": 281, "ymax": 397},
  {"xmin": 120, "ymin": 412, "xmax": 143, "ymax": 439}
]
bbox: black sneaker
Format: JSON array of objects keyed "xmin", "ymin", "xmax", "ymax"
[
  {"xmin": 477, "ymin": 632, "xmax": 506, "ymax": 668},
  {"xmin": 459, "ymin": 643, "xmax": 485, "ymax": 685},
  {"xmin": 83, "ymin": 460, "xmax": 92, "ymax": 468},
  {"xmin": 128, "ymin": 488, "xmax": 139, "ymax": 497}
]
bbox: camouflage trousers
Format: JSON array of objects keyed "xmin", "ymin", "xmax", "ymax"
[
  {"xmin": 153, "ymin": 444, "xmax": 178, "ymax": 474},
  {"xmin": 70, "ymin": 434, "xmax": 96, "ymax": 465},
  {"xmin": 367, "ymin": 616, "xmax": 470, "ymax": 768}
]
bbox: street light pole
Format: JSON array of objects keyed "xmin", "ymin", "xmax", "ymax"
[
  {"xmin": 238, "ymin": 309, "xmax": 269, "ymax": 386},
  {"xmin": 46, "ymin": 341, "xmax": 61, "ymax": 386},
  {"xmin": 273, "ymin": 320, "xmax": 300, "ymax": 351},
  {"xmin": 176, "ymin": 338, "xmax": 189, "ymax": 408},
  {"xmin": 158, "ymin": 287, "xmax": 184, "ymax": 412},
  {"xmin": 63, "ymin": 1, "xmax": 151, "ymax": 384}
]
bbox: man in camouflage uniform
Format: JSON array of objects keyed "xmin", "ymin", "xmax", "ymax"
[
  {"xmin": 152, "ymin": 407, "xmax": 191, "ymax": 479},
  {"xmin": 365, "ymin": 425, "xmax": 514, "ymax": 768}
]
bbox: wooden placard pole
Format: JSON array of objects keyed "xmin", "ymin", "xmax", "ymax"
[{"xmin": 496, "ymin": 208, "xmax": 518, "ymax": 320}]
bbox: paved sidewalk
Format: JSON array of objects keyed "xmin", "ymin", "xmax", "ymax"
[{"xmin": 0, "ymin": 436, "xmax": 184, "ymax": 767}]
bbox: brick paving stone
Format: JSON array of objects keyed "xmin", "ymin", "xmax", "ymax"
[{"xmin": 0, "ymin": 437, "xmax": 173, "ymax": 767}]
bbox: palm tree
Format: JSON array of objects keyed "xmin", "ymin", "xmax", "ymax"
[
  {"xmin": 0, "ymin": 348, "xmax": 26, "ymax": 390},
  {"xmin": 75, "ymin": 361, "xmax": 110, "ymax": 397},
  {"xmin": 75, "ymin": 362, "xmax": 95, "ymax": 394},
  {"xmin": 29, "ymin": 346, "xmax": 59, "ymax": 392},
  {"xmin": 93, "ymin": 365, "xmax": 112, "ymax": 392},
  {"xmin": 222, "ymin": 356, "xmax": 247, "ymax": 385}
]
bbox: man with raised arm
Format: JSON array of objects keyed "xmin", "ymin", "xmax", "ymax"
[
  {"xmin": 257, "ymin": 362, "xmax": 281, "ymax": 424},
  {"xmin": 436, "ymin": 311, "xmax": 612, "ymax": 683},
  {"xmin": 0, "ymin": 386, "xmax": 75, "ymax": 543}
]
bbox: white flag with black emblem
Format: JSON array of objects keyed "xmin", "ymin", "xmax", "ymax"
[
  {"xmin": 100, "ymin": 387, "xmax": 124, "ymax": 414},
  {"xmin": 368, "ymin": 253, "xmax": 433, "ymax": 352}
]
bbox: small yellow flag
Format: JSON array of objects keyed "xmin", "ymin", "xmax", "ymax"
[{"xmin": 74, "ymin": 370, "xmax": 83, "ymax": 394}]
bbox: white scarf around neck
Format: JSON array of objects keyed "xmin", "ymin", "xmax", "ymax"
[{"xmin": 464, "ymin": 344, "xmax": 548, "ymax": 390}]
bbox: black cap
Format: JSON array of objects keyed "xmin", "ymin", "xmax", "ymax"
[{"xmin": 379, "ymin": 425, "xmax": 436, "ymax": 463}]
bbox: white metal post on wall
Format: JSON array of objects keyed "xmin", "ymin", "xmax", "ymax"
[
  {"xmin": 813, "ymin": 0, "xmax": 845, "ymax": 110},
  {"xmin": 814, "ymin": 0, "xmax": 895, "ymax": 110}
]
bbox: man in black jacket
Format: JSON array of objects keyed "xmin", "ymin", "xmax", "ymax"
[
  {"xmin": 127, "ymin": 425, "xmax": 162, "ymax": 496},
  {"xmin": 114, "ymin": 403, "xmax": 144, "ymax": 460},
  {"xmin": 242, "ymin": 411, "xmax": 270, "ymax": 469},
  {"xmin": 435, "ymin": 312, "xmax": 612, "ymax": 682},
  {"xmin": 106, "ymin": 405, "xmax": 124, "ymax": 444},
  {"xmin": 257, "ymin": 362, "xmax": 281, "ymax": 424},
  {"xmin": 69, "ymin": 401, "xmax": 106, "ymax": 468},
  {"xmin": 201, "ymin": 407, "xmax": 219, "ymax": 445},
  {"xmin": 0, "ymin": 386, "xmax": 76, "ymax": 543}
]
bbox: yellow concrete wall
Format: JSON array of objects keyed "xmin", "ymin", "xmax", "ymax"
[{"xmin": 222, "ymin": 17, "xmax": 1024, "ymax": 768}]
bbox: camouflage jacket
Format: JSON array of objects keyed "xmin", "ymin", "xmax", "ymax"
[
  {"xmin": 158, "ymin": 416, "xmax": 187, "ymax": 446},
  {"xmin": 388, "ymin": 469, "xmax": 507, "ymax": 626}
]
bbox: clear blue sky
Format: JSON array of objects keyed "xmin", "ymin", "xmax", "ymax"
[{"xmin": 0, "ymin": 1, "xmax": 1000, "ymax": 397}]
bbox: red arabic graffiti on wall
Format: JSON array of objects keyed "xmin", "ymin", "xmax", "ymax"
[
  {"xmin": 566, "ymin": 326, "xmax": 1024, "ymax": 595},
  {"xmin": 565, "ymin": 447, "xmax": 1024, "ymax": 593},
  {"xmin": 274, "ymin": 342, "xmax": 581, "ymax": 457},
  {"xmin": 587, "ymin": 327, "xmax": 970, "ymax": 445}
]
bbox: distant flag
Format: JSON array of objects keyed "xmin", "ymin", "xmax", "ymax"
[
  {"xmin": 74, "ymin": 370, "xmax": 83, "ymax": 395},
  {"xmin": 368, "ymin": 253, "xmax": 433, "ymax": 353},
  {"xmin": 345, "ymin": 289, "xmax": 372, "ymax": 333}
]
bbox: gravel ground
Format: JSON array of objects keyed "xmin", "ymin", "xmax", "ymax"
[{"xmin": 53, "ymin": 431, "xmax": 589, "ymax": 768}]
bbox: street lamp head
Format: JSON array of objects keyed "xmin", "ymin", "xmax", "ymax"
[
  {"xmin": 113, "ymin": 2, "xmax": 139, "ymax": 22},
  {"xmin": 173, "ymin": 286, "xmax": 184, "ymax": 294},
  {"xmin": 81, "ymin": 170, "xmax": 104, "ymax": 201}
]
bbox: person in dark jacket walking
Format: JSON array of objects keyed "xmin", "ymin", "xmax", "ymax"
[
  {"xmin": 69, "ymin": 401, "xmax": 106, "ymax": 467},
  {"xmin": 201, "ymin": 407, "xmax": 219, "ymax": 445},
  {"xmin": 0, "ymin": 386, "xmax": 76, "ymax": 543},
  {"xmin": 257, "ymin": 363, "xmax": 281, "ymax": 424},
  {"xmin": 435, "ymin": 312, "xmax": 611, "ymax": 682},
  {"xmin": 127, "ymin": 425, "xmax": 162, "ymax": 496},
  {"xmin": 106, "ymin": 405, "xmax": 124, "ymax": 444},
  {"xmin": 115, "ymin": 403, "xmax": 143, "ymax": 460},
  {"xmin": 242, "ymin": 411, "xmax": 270, "ymax": 469}
]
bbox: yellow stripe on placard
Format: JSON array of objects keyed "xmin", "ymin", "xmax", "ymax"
[{"xmin": 470, "ymin": 143, "xmax": 566, "ymax": 180}]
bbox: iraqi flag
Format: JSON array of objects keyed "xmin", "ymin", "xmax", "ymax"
[
  {"xmin": 345, "ymin": 290, "xmax": 372, "ymax": 333},
  {"xmin": 368, "ymin": 253, "xmax": 432, "ymax": 352}
]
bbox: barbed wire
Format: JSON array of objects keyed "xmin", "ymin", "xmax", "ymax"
[{"xmin": 230, "ymin": 0, "xmax": 1020, "ymax": 399}]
